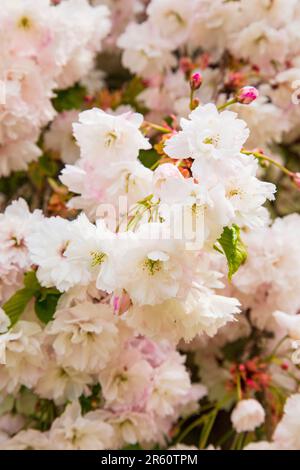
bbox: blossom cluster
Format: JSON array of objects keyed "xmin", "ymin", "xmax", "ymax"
[
  {"xmin": 0, "ymin": 0, "xmax": 300, "ymax": 452},
  {"xmin": 0, "ymin": 302, "xmax": 206, "ymax": 449},
  {"xmin": 117, "ymin": 0, "xmax": 300, "ymax": 151},
  {"xmin": 0, "ymin": 0, "xmax": 110, "ymax": 176}
]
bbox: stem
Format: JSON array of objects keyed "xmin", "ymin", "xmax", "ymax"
[
  {"xmin": 216, "ymin": 429, "xmax": 235, "ymax": 447},
  {"xmin": 243, "ymin": 432, "xmax": 254, "ymax": 448},
  {"xmin": 217, "ymin": 98, "xmax": 237, "ymax": 111},
  {"xmin": 199, "ymin": 410, "xmax": 217, "ymax": 449},
  {"xmin": 143, "ymin": 121, "xmax": 170, "ymax": 134},
  {"xmin": 174, "ymin": 398, "xmax": 229, "ymax": 445},
  {"xmin": 231, "ymin": 433, "xmax": 239, "ymax": 450},
  {"xmin": 189, "ymin": 89, "xmax": 193, "ymax": 110},
  {"xmin": 241, "ymin": 150, "xmax": 293, "ymax": 177},
  {"xmin": 126, "ymin": 195, "xmax": 160, "ymax": 231},
  {"xmin": 236, "ymin": 373, "xmax": 243, "ymax": 401},
  {"xmin": 175, "ymin": 415, "xmax": 207, "ymax": 444},
  {"xmin": 266, "ymin": 335, "xmax": 289, "ymax": 361},
  {"xmin": 236, "ymin": 433, "xmax": 246, "ymax": 450},
  {"xmin": 231, "ymin": 432, "xmax": 245, "ymax": 450},
  {"xmin": 189, "ymin": 88, "xmax": 195, "ymax": 111},
  {"xmin": 150, "ymin": 159, "xmax": 161, "ymax": 171},
  {"xmin": 126, "ymin": 205, "xmax": 149, "ymax": 231}
]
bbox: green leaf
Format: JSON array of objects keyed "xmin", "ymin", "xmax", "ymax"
[
  {"xmin": 28, "ymin": 154, "xmax": 59, "ymax": 190},
  {"xmin": 79, "ymin": 383, "xmax": 101, "ymax": 414},
  {"xmin": 217, "ymin": 225, "xmax": 247, "ymax": 280},
  {"xmin": 23, "ymin": 271, "xmax": 40, "ymax": 292},
  {"xmin": 138, "ymin": 149, "xmax": 160, "ymax": 169},
  {"xmin": 38, "ymin": 154, "xmax": 59, "ymax": 177},
  {"xmin": 2, "ymin": 271, "xmax": 41, "ymax": 327},
  {"xmin": 34, "ymin": 293, "xmax": 61, "ymax": 324},
  {"xmin": 2, "ymin": 271, "xmax": 60, "ymax": 328},
  {"xmin": 38, "ymin": 286, "xmax": 61, "ymax": 302},
  {"xmin": 52, "ymin": 83, "xmax": 87, "ymax": 112},
  {"xmin": 2, "ymin": 288, "xmax": 34, "ymax": 328}
]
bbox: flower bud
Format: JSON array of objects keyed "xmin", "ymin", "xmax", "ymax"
[
  {"xmin": 236, "ymin": 86, "xmax": 259, "ymax": 104},
  {"xmin": 292, "ymin": 172, "xmax": 300, "ymax": 190},
  {"xmin": 190, "ymin": 72, "xmax": 202, "ymax": 91}
]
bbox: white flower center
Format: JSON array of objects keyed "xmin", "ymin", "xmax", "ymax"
[
  {"xmin": 143, "ymin": 251, "xmax": 169, "ymax": 276},
  {"xmin": 166, "ymin": 10, "xmax": 185, "ymax": 26},
  {"xmin": 226, "ymin": 187, "xmax": 243, "ymax": 198},
  {"xmin": 255, "ymin": 34, "xmax": 267, "ymax": 45},
  {"xmin": 143, "ymin": 258, "xmax": 163, "ymax": 275},
  {"xmin": 10, "ymin": 235, "xmax": 25, "ymax": 248},
  {"xmin": 104, "ymin": 131, "xmax": 118, "ymax": 148},
  {"xmin": 17, "ymin": 16, "xmax": 33, "ymax": 30},
  {"xmin": 90, "ymin": 251, "xmax": 106, "ymax": 267},
  {"xmin": 203, "ymin": 135, "xmax": 220, "ymax": 148}
]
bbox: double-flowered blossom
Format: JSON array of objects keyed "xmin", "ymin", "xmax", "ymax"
[
  {"xmin": 60, "ymin": 108, "xmax": 152, "ymax": 218},
  {"xmin": 21, "ymin": 102, "xmax": 277, "ymax": 350},
  {"xmin": 231, "ymin": 214, "xmax": 300, "ymax": 330},
  {"xmin": 44, "ymin": 302, "xmax": 119, "ymax": 373},
  {"xmin": 0, "ymin": 321, "xmax": 44, "ymax": 395},
  {"xmin": 0, "ymin": 0, "xmax": 110, "ymax": 176},
  {"xmin": 0, "ymin": 300, "xmax": 206, "ymax": 448},
  {"xmin": 231, "ymin": 399, "xmax": 265, "ymax": 433},
  {"xmin": 164, "ymin": 104, "xmax": 275, "ymax": 243},
  {"xmin": 0, "ymin": 199, "xmax": 42, "ymax": 302},
  {"xmin": 117, "ymin": 0, "xmax": 300, "ymax": 153}
]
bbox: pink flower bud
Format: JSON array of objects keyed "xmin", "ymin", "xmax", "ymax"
[
  {"xmin": 236, "ymin": 86, "xmax": 259, "ymax": 104},
  {"xmin": 112, "ymin": 292, "xmax": 131, "ymax": 315},
  {"xmin": 292, "ymin": 172, "xmax": 300, "ymax": 190},
  {"xmin": 190, "ymin": 72, "xmax": 202, "ymax": 91}
]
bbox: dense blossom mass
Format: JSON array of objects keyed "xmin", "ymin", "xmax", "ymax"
[{"xmin": 0, "ymin": 0, "xmax": 300, "ymax": 451}]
